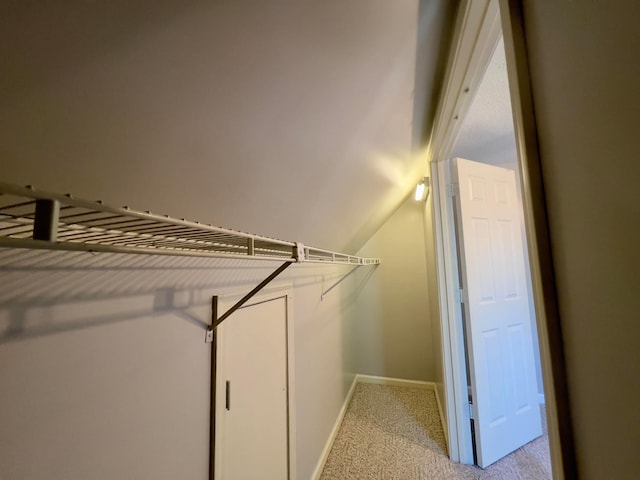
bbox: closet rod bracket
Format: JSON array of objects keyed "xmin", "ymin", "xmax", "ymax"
[
  {"xmin": 33, "ymin": 199, "xmax": 60, "ymax": 242},
  {"xmin": 321, "ymin": 265, "xmax": 362, "ymax": 300},
  {"xmin": 205, "ymin": 329, "xmax": 214, "ymax": 343}
]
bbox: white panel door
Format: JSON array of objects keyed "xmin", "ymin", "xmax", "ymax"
[
  {"xmin": 215, "ymin": 296, "xmax": 289, "ymax": 480},
  {"xmin": 452, "ymin": 158, "xmax": 542, "ymax": 468}
]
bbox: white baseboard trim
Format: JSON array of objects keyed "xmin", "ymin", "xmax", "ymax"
[
  {"xmin": 355, "ymin": 374, "xmax": 436, "ymax": 390},
  {"xmin": 538, "ymin": 393, "xmax": 545, "ymax": 405},
  {"xmin": 311, "ymin": 375, "xmax": 439, "ymax": 480},
  {"xmin": 310, "ymin": 376, "xmax": 359, "ymax": 480}
]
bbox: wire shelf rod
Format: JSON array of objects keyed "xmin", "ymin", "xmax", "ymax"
[
  {"xmin": 0, "ymin": 182, "xmax": 380, "ymax": 265},
  {"xmin": 0, "ymin": 182, "xmax": 295, "ymax": 248},
  {"xmin": 0, "ymin": 237, "xmax": 299, "ymax": 261}
]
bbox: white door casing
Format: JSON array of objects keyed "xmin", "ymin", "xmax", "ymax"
[
  {"xmin": 214, "ymin": 292, "xmax": 293, "ymax": 480},
  {"xmin": 452, "ymin": 158, "xmax": 542, "ymax": 467}
]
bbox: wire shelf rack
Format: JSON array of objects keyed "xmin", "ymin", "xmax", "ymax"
[{"xmin": 0, "ymin": 182, "xmax": 380, "ymax": 265}]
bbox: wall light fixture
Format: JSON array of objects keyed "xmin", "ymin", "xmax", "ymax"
[{"xmin": 415, "ymin": 177, "xmax": 430, "ymax": 202}]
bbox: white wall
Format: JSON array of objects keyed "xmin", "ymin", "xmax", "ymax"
[
  {"xmin": 351, "ymin": 195, "xmax": 434, "ymax": 381},
  {"xmin": 0, "ymin": 250, "xmax": 368, "ymax": 480},
  {"xmin": 519, "ymin": 1, "xmax": 640, "ymax": 478}
]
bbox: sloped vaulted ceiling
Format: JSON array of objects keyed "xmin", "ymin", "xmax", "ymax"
[{"xmin": 1, "ymin": 0, "xmax": 456, "ymax": 253}]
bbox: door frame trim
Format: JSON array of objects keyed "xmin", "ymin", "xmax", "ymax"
[
  {"xmin": 427, "ymin": 0, "xmax": 502, "ymax": 466},
  {"xmin": 428, "ymin": 0, "xmax": 577, "ymax": 477},
  {"xmin": 431, "ymin": 158, "xmax": 474, "ymax": 464},
  {"xmin": 213, "ymin": 285, "xmax": 297, "ymax": 480}
]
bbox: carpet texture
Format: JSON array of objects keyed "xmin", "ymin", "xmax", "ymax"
[{"xmin": 320, "ymin": 383, "xmax": 550, "ymax": 480}]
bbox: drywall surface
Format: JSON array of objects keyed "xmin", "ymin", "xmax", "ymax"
[
  {"xmin": 0, "ymin": 250, "xmax": 367, "ymax": 480},
  {"xmin": 0, "ymin": 0, "xmax": 453, "ymax": 254},
  {"xmin": 351, "ymin": 196, "xmax": 433, "ymax": 381},
  {"xmin": 521, "ymin": 1, "xmax": 640, "ymax": 478}
]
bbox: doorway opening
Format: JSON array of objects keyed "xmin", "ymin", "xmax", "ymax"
[
  {"xmin": 430, "ymin": 0, "xmax": 574, "ymax": 479},
  {"xmin": 433, "ymin": 156, "xmax": 547, "ymax": 469}
]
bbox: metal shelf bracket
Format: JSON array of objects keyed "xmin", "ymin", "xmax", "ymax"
[
  {"xmin": 204, "ymin": 260, "xmax": 293, "ymax": 342},
  {"xmin": 0, "ymin": 182, "xmax": 380, "ymax": 265}
]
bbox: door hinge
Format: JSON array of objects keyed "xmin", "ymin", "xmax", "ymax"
[
  {"xmin": 455, "ymin": 287, "xmax": 465, "ymax": 304},
  {"xmin": 447, "ymin": 183, "xmax": 458, "ymax": 197},
  {"xmin": 468, "ymin": 402, "xmax": 474, "ymax": 420}
]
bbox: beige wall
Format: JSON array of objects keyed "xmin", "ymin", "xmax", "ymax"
[
  {"xmin": 0, "ymin": 250, "xmax": 368, "ymax": 480},
  {"xmin": 352, "ymin": 195, "xmax": 434, "ymax": 381},
  {"xmin": 520, "ymin": 1, "xmax": 640, "ymax": 478}
]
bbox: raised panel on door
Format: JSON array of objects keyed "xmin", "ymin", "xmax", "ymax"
[
  {"xmin": 215, "ymin": 296, "xmax": 289, "ymax": 480},
  {"xmin": 453, "ymin": 158, "xmax": 541, "ymax": 468}
]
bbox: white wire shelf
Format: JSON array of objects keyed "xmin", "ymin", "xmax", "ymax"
[{"xmin": 0, "ymin": 182, "xmax": 380, "ymax": 266}]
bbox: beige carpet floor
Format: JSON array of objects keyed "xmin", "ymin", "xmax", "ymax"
[{"xmin": 320, "ymin": 383, "xmax": 551, "ymax": 480}]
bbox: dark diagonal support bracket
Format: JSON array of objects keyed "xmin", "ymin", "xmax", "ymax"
[
  {"xmin": 33, "ymin": 199, "xmax": 60, "ymax": 242},
  {"xmin": 206, "ymin": 260, "xmax": 293, "ymax": 339}
]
